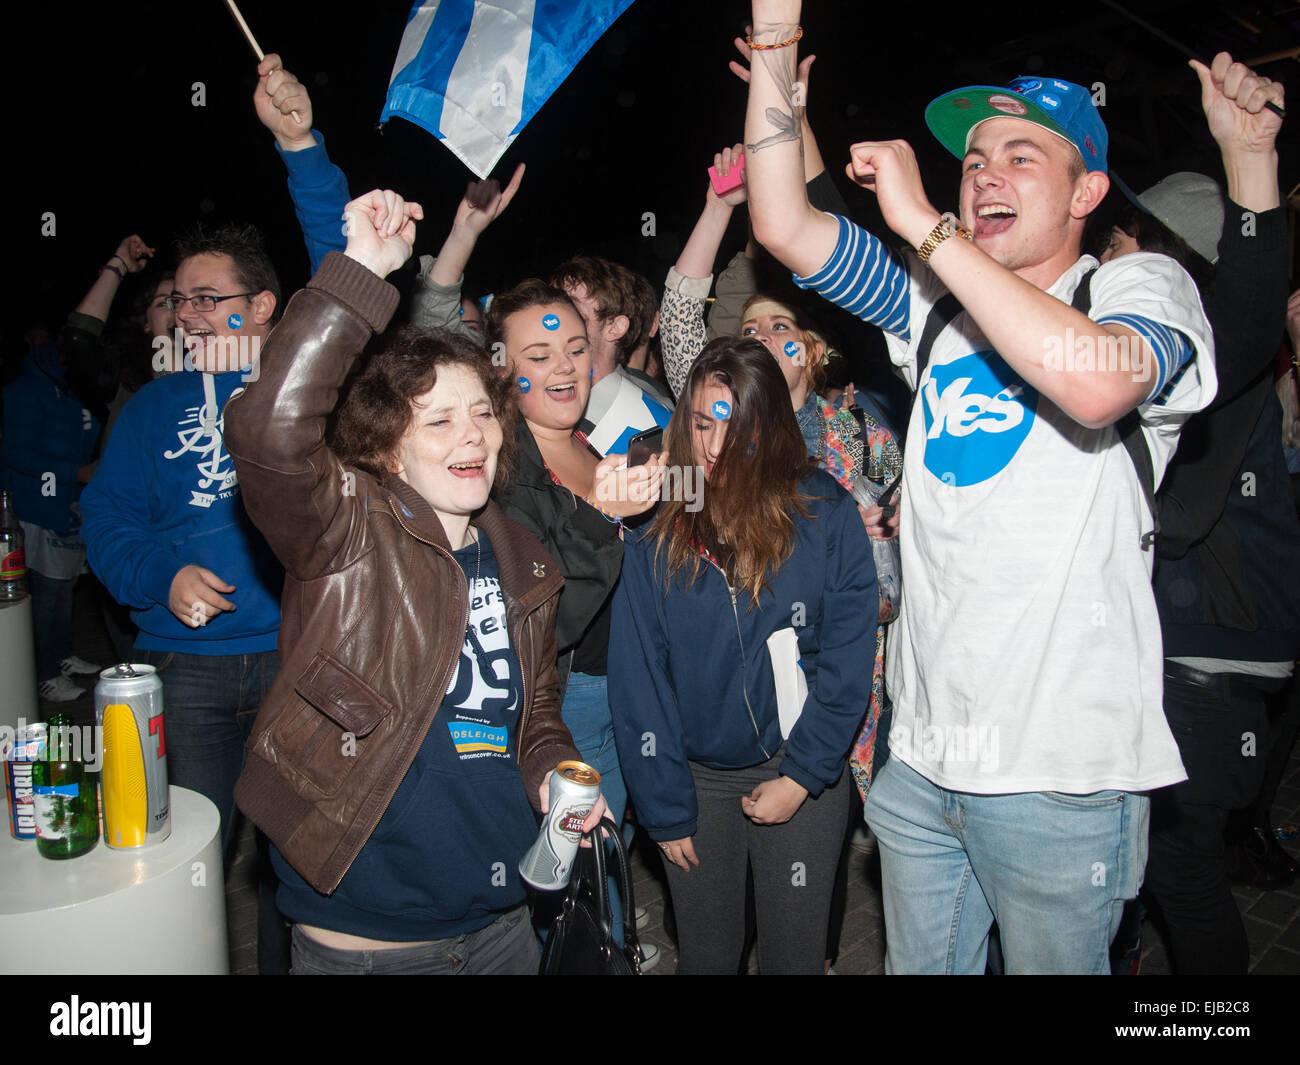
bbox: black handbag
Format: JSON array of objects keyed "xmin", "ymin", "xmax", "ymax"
[{"xmin": 539, "ymin": 816, "xmax": 643, "ymax": 975}]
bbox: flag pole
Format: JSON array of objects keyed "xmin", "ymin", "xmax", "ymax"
[{"xmin": 222, "ymin": 0, "xmax": 303, "ymax": 124}]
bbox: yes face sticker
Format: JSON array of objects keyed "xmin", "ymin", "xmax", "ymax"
[
  {"xmin": 227, "ymin": 313, "xmax": 242, "ymax": 330},
  {"xmin": 712, "ymin": 400, "xmax": 731, "ymax": 420},
  {"xmin": 783, "ymin": 340, "xmax": 800, "ymax": 358},
  {"xmin": 517, "ymin": 377, "xmax": 531, "ymax": 393},
  {"xmin": 541, "ymin": 314, "xmax": 560, "ymax": 331}
]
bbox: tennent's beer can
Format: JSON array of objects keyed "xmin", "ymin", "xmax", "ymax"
[
  {"xmin": 518, "ymin": 760, "xmax": 601, "ymax": 890},
  {"xmin": 95, "ymin": 664, "xmax": 170, "ymax": 849}
]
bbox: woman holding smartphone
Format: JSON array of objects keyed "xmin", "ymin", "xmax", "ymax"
[
  {"xmin": 485, "ymin": 280, "xmax": 664, "ymax": 957},
  {"xmin": 608, "ymin": 336, "xmax": 876, "ymax": 974}
]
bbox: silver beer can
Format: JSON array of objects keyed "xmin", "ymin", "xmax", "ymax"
[
  {"xmin": 94, "ymin": 663, "xmax": 171, "ymax": 848},
  {"xmin": 519, "ymin": 760, "xmax": 601, "ymax": 890}
]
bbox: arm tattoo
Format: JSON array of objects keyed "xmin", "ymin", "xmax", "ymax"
[{"xmin": 745, "ymin": 42, "xmax": 804, "ymax": 155}]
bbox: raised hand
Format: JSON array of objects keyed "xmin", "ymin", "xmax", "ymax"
[
  {"xmin": 1190, "ymin": 51, "xmax": 1284, "ymax": 157},
  {"xmin": 454, "ymin": 163, "xmax": 526, "ymax": 237},
  {"xmin": 708, "ymin": 144, "xmax": 749, "ymax": 207},
  {"xmin": 255, "ymin": 52, "xmax": 314, "ymax": 150},
  {"xmin": 111, "ymin": 234, "xmax": 155, "ymax": 274},
  {"xmin": 342, "ymin": 189, "xmax": 423, "ymax": 278},
  {"xmin": 729, "ymin": 29, "xmax": 815, "ymax": 95},
  {"xmin": 845, "ymin": 139, "xmax": 940, "ymax": 248}
]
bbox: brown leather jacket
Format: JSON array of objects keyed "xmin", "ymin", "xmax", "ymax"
[{"xmin": 225, "ymin": 252, "xmax": 577, "ymax": 895}]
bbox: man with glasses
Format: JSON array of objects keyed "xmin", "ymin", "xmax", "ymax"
[{"xmin": 81, "ymin": 223, "xmax": 288, "ymax": 972}]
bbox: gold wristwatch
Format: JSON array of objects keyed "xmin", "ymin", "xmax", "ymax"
[{"xmin": 916, "ymin": 212, "xmax": 973, "ymax": 263}]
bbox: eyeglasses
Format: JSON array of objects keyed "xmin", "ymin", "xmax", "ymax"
[{"xmin": 165, "ymin": 292, "xmax": 256, "ymax": 313}]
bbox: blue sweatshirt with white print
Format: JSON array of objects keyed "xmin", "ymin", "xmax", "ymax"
[
  {"xmin": 81, "ymin": 369, "xmax": 282, "ymax": 653},
  {"xmin": 608, "ymin": 468, "xmax": 876, "ymax": 841}
]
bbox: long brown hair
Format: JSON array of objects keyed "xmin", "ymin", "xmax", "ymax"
[
  {"xmin": 334, "ymin": 326, "xmax": 517, "ymax": 489},
  {"xmin": 650, "ymin": 337, "xmax": 812, "ymax": 604}
]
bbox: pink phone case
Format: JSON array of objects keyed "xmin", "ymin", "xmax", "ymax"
[{"xmin": 708, "ymin": 154, "xmax": 746, "ymax": 196}]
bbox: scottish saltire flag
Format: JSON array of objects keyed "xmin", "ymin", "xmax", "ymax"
[{"xmin": 381, "ymin": 0, "xmax": 635, "ymax": 178}]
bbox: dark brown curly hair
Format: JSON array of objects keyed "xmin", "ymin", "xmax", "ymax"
[{"xmin": 333, "ymin": 326, "xmax": 517, "ymax": 490}]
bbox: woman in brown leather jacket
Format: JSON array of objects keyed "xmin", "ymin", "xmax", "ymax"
[{"xmin": 225, "ymin": 188, "xmax": 604, "ymax": 975}]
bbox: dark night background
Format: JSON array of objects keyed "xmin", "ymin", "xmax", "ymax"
[{"xmin": 7, "ymin": 0, "xmax": 1300, "ymax": 397}]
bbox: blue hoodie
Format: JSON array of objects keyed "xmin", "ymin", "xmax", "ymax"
[
  {"xmin": 80, "ymin": 368, "xmax": 281, "ymax": 653},
  {"xmin": 608, "ymin": 468, "xmax": 876, "ymax": 841},
  {"xmin": 0, "ymin": 345, "xmax": 100, "ymax": 535}
]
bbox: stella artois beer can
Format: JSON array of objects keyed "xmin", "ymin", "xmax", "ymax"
[
  {"xmin": 95, "ymin": 663, "xmax": 170, "ymax": 849},
  {"xmin": 519, "ymin": 760, "xmax": 601, "ymax": 890}
]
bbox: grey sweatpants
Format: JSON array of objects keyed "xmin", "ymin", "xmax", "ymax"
[{"xmin": 661, "ymin": 750, "xmax": 852, "ymax": 974}]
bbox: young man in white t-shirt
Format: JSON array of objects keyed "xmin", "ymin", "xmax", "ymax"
[{"xmin": 742, "ymin": 0, "xmax": 1216, "ymax": 973}]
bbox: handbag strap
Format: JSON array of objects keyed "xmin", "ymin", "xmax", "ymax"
[{"xmin": 564, "ymin": 816, "xmax": 644, "ymax": 966}]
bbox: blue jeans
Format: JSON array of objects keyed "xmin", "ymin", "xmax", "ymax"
[
  {"xmin": 29, "ymin": 569, "xmax": 76, "ymax": 683},
  {"xmin": 864, "ymin": 756, "xmax": 1150, "ymax": 974},
  {"xmin": 137, "ymin": 647, "xmax": 280, "ymax": 855},
  {"xmin": 138, "ymin": 646, "xmax": 288, "ymax": 974},
  {"xmin": 558, "ymin": 671, "xmax": 628, "ymax": 944}
]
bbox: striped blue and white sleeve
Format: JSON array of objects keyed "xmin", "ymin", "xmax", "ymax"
[
  {"xmin": 1093, "ymin": 312, "xmax": 1194, "ymax": 405},
  {"xmin": 793, "ymin": 214, "xmax": 913, "ymax": 341}
]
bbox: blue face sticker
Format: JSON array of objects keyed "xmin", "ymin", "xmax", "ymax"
[
  {"xmin": 712, "ymin": 400, "xmax": 731, "ymax": 420},
  {"xmin": 783, "ymin": 340, "xmax": 800, "ymax": 358},
  {"xmin": 458, "ymin": 305, "xmax": 465, "ymax": 317},
  {"xmin": 921, "ymin": 350, "xmax": 1036, "ymax": 486},
  {"xmin": 542, "ymin": 314, "xmax": 560, "ymax": 331},
  {"xmin": 745, "ymin": 441, "xmax": 757, "ymax": 457},
  {"xmin": 516, "ymin": 377, "xmax": 531, "ymax": 393},
  {"xmin": 227, "ymin": 313, "xmax": 242, "ymax": 329}
]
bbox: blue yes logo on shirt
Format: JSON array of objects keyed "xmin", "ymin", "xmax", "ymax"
[
  {"xmin": 446, "ymin": 721, "xmax": 508, "ymax": 755},
  {"xmin": 921, "ymin": 350, "xmax": 1036, "ymax": 486}
]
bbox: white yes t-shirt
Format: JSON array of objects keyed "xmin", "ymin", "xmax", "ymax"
[{"xmin": 882, "ymin": 252, "xmax": 1215, "ymax": 794}]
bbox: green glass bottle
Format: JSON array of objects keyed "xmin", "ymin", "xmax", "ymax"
[{"xmin": 32, "ymin": 714, "xmax": 99, "ymax": 859}]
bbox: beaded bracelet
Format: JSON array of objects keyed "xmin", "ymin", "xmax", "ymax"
[
  {"xmin": 747, "ymin": 26, "xmax": 802, "ymax": 50},
  {"xmin": 99, "ymin": 264, "xmax": 123, "ymax": 280},
  {"xmin": 582, "ymin": 495, "xmax": 624, "ymax": 527}
]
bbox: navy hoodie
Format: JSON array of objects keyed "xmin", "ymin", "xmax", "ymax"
[
  {"xmin": 609, "ymin": 469, "xmax": 876, "ymax": 841},
  {"xmin": 81, "ymin": 368, "xmax": 281, "ymax": 653}
]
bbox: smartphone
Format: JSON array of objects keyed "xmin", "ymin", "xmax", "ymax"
[
  {"xmin": 708, "ymin": 154, "xmax": 746, "ymax": 197},
  {"xmin": 626, "ymin": 427, "xmax": 664, "ymax": 468}
]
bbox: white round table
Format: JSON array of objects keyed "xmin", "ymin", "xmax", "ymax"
[{"xmin": 0, "ymin": 786, "xmax": 228, "ymax": 973}]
